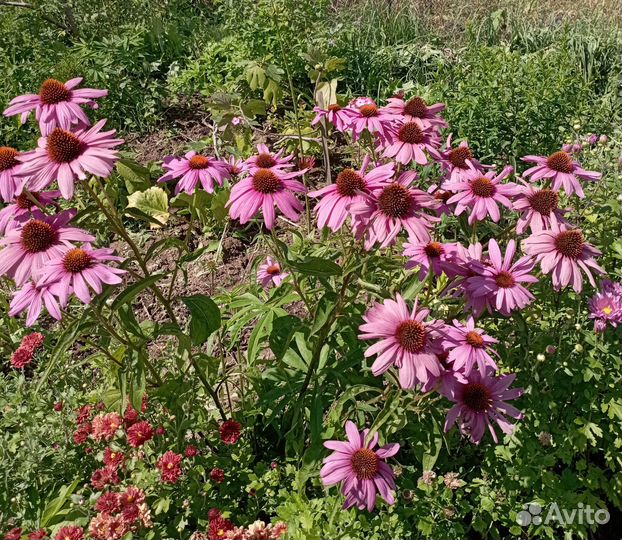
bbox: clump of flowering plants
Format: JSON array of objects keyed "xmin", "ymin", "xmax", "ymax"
[{"xmin": 1, "ymin": 75, "xmax": 620, "ymax": 540}]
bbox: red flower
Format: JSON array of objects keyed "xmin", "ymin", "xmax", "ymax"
[
  {"xmin": 21, "ymin": 332, "xmax": 44, "ymax": 352},
  {"xmin": 185, "ymin": 444, "xmax": 199, "ymax": 457},
  {"xmin": 156, "ymin": 451, "xmax": 183, "ymax": 484},
  {"xmin": 208, "ymin": 508, "xmax": 222, "ymax": 521},
  {"xmin": 207, "ymin": 516, "xmax": 234, "ymax": 540},
  {"xmin": 91, "ymin": 412, "xmax": 122, "ymax": 442},
  {"xmin": 91, "ymin": 467, "xmax": 120, "ymax": 490},
  {"xmin": 123, "ymin": 404, "xmax": 139, "ymax": 427},
  {"xmin": 54, "ymin": 525, "xmax": 84, "ymax": 540},
  {"xmin": 219, "ymin": 420, "xmax": 241, "ymax": 445},
  {"xmin": 76, "ymin": 405, "xmax": 93, "ymax": 424},
  {"xmin": 210, "ymin": 468, "xmax": 225, "ymax": 484},
  {"xmin": 9, "ymin": 332, "xmax": 45, "ymax": 368},
  {"xmin": 119, "ymin": 486, "xmax": 145, "ymax": 508},
  {"xmin": 53, "ymin": 401, "xmax": 64, "ymax": 412},
  {"xmin": 141, "ymin": 394, "xmax": 149, "ymax": 412},
  {"xmin": 95, "ymin": 491, "xmax": 121, "ymax": 514},
  {"xmin": 4, "ymin": 528, "xmax": 22, "ymax": 540},
  {"xmin": 103, "ymin": 447, "xmax": 125, "ymax": 469},
  {"xmin": 126, "ymin": 420, "xmax": 154, "ymax": 448},
  {"xmin": 28, "ymin": 530, "xmax": 47, "ymax": 540},
  {"xmin": 154, "ymin": 426, "xmax": 166, "ymax": 436},
  {"xmin": 73, "ymin": 422, "xmax": 92, "ymax": 445},
  {"xmin": 10, "ymin": 347, "xmax": 33, "ymax": 368}
]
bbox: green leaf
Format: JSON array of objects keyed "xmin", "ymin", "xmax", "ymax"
[
  {"xmin": 181, "ymin": 294, "xmax": 221, "ymax": 345},
  {"xmin": 288, "ymin": 257, "xmax": 342, "ymax": 277},
  {"xmin": 111, "ymin": 273, "xmax": 165, "ymax": 311},
  {"xmin": 40, "ymin": 479, "xmax": 80, "ymax": 526},
  {"xmin": 126, "ymin": 186, "xmax": 169, "ymax": 228},
  {"xmin": 116, "ymin": 159, "xmax": 152, "ymax": 193}
]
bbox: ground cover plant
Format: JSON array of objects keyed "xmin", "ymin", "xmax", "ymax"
[{"xmin": 1, "ymin": 1, "xmax": 620, "ymax": 539}]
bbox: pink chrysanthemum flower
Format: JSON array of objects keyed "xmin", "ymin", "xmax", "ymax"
[
  {"xmin": 350, "ymin": 172, "xmax": 439, "ymax": 250},
  {"xmin": 513, "ymin": 180, "xmax": 569, "ymax": 234},
  {"xmin": 523, "ymin": 219, "xmax": 604, "ymax": 293},
  {"xmin": 465, "ymin": 239, "xmax": 537, "ymax": 316},
  {"xmin": 521, "ymin": 150, "xmax": 601, "ymax": 198},
  {"xmin": 227, "ymin": 167, "xmax": 306, "ymax": 230},
  {"xmin": 444, "ymin": 165, "xmax": 518, "ymax": 225},
  {"xmin": 0, "ymin": 210, "xmax": 94, "ymax": 285},
  {"xmin": 157, "ymin": 451, "xmax": 183, "ymax": 484},
  {"xmin": 320, "ymin": 420, "xmax": 399, "ymax": 512},
  {"xmin": 39, "ymin": 244, "xmax": 126, "ymax": 305},
  {"xmin": 92, "ymin": 412, "xmax": 123, "ymax": 441},
  {"xmin": 347, "ymin": 99, "xmax": 394, "ymax": 142},
  {"xmin": 359, "ymin": 295, "xmax": 446, "ymax": 389},
  {"xmin": 0, "ymin": 190, "xmax": 60, "ymax": 235},
  {"xmin": 54, "ymin": 525, "xmax": 84, "ymax": 540},
  {"xmin": 442, "ymin": 317, "xmax": 498, "ymax": 375},
  {"xmin": 403, "ymin": 239, "xmax": 462, "ymax": 280},
  {"xmin": 0, "ymin": 146, "xmax": 27, "ymax": 202},
  {"xmin": 443, "ymin": 368, "xmax": 523, "ymax": 444},
  {"xmin": 380, "ymin": 95, "xmax": 447, "ymax": 130},
  {"xmin": 311, "ymin": 104, "xmax": 356, "ymax": 132},
  {"xmin": 4, "ymin": 77, "xmax": 107, "ymax": 135},
  {"xmin": 245, "ymin": 143, "xmax": 294, "ymax": 172},
  {"xmin": 308, "ymin": 157, "xmax": 395, "ymax": 232},
  {"xmin": 436, "ymin": 135, "xmax": 490, "ymax": 183},
  {"xmin": 219, "ymin": 419, "xmax": 242, "ymax": 445},
  {"xmin": 158, "ymin": 151, "xmax": 230, "ymax": 195},
  {"xmin": 588, "ymin": 280, "xmax": 622, "ymax": 332},
  {"xmin": 18, "ymin": 120, "xmax": 123, "ymax": 199},
  {"xmin": 379, "ymin": 119, "xmax": 441, "ymax": 165},
  {"xmin": 257, "ymin": 256, "xmax": 289, "ymax": 288}
]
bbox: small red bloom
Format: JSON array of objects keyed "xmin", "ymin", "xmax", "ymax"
[
  {"xmin": 207, "ymin": 516, "xmax": 234, "ymax": 540},
  {"xmin": 210, "ymin": 468, "xmax": 225, "ymax": 484},
  {"xmin": 21, "ymin": 332, "xmax": 44, "ymax": 352},
  {"xmin": 54, "ymin": 525, "xmax": 84, "ymax": 540},
  {"xmin": 155, "ymin": 426, "xmax": 166, "ymax": 436},
  {"xmin": 123, "ymin": 404, "xmax": 139, "ymax": 427},
  {"xmin": 103, "ymin": 447, "xmax": 125, "ymax": 469},
  {"xmin": 10, "ymin": 347, "xmax": 34, "ymax": 368},
  {"xmin": 91, "ymin": 412, "xmax": 122, "ymax": 442},
  {"xmin": 95, "ymin": 491, "xmax": 121, "ymax": 514},
  {"xmin": 53, "ymin": 401, "xmax": 64, "ymax": 412},
  {"xmin": 185, "ymin": 444, "xmax": 199, "ymax": 457},
  {"xmin": 4, "ymin": 528, "xmax": 22, "ymax": 540},
  {"xmin": 28, "ymin": 530, "xmax": 47, "ymax": 540},
  {"xmin": 96, "ymin": 402, "xmax": 106, "ymax": 411},
  {"xmin": 91, "ymin": 467, "xmax": 120, "ymax": 490},
  {"xmin": 76, "ymin": 404, "xmax": 93, "ymax": 424},
  {"xmin": 219, "ymin": 420, "xmax": 241, "ymax": 445},
  {"xmin": 157, "ymin": 451, "xmax": 183, "ymax": 484},
  {"xmin": 208, "ymin": 508, "xmax": 222, "ymax": 521},
  {"xmin": 73, "ymin": 422, "xmax": 92, "ymax": 445},
  {"xmin": 119, "ymin": 486, "xmax": 145, "ymax": 507},
  {"xmin": 141, "ymin": 394, "xmax": 149, "ymax": 412},
  {"xmin": 126, "ymin": 420, "xmax": 154, "ymax": 448}
]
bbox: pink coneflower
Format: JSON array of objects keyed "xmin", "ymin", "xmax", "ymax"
[
  {"xmin": 0, "ymin": 146, "xmax": 27, "ymax": 202},
  {"xmin": 521, "ymin": 150, "xmax": 601, "ymax": 198},
  {"xmin": 380, "ymin": 119, "xmax": 441, "ymax": 165},
  {"xmin": 444, "ymin": 165, "xmax": 518, "ymax": 225},
  {"xmin": 92, "ymin": 412, "xmax": 123, "ymax": 442},
  {"xmin": 427, "ymin": 184, "xmax": 456, "ymax": 216},
  {"xmin": 257, "ymin": 256, "xmax": 289, "ymax": 288},
  {"xmin": 403, "ymin": 239, "xmax": 461, "ymax": 280},
  {"xmin": 320, "ymin": 420, "xmax": 399, "ymax": 511},
  {"xmin": 523, "ymin": 220, "xmax": 604, "ymax": 293},
  {"xmin": 0, "ymin": 210, "xmax": 94, "ymax": 285},
  {"xmin": 308, "ymin": 157, "xmax": 395, "ymax": 232},
  {"xmin": 436, "ymin": 135, "xmax": 490, "ymax": 183},
  {"xmin": 311, "ymin": 104, "xmax": 356, "ymax": 132},
  {"xmin": 350, "ymin": 171, "xmax": 439, "ymax": 250},
  {"xmin": 420, "ymin": 351, "xmax": 467, "ymax": 394},
  {"xmin": 465, "ymin": 239, "xmax": 537, "ymax": 316},
  {"xmin": 17, "ymin": 120, "xmax": 123, "ymax": 199},
  {"xmin": 0, "ymin": 190, "xmax": 60, "ymax": 235},
  {"xmin": 225, "ymin": 156, "xmax": 245, "ymax": 176},
  {"xmin": 38, "ymin": 244, "xmax": 126, "ymax": 305},
  {"xmin": 513, "ymin": 180, "xmax": 569, "ymax": 234},
  {"xmin": 381, "ymin": 95, "xmax": 447, "ymax": 130},
  {"xmin": 157, "ymin": 451, "xmax": 183, "ymax": 484},
  {"xmin": 442, "ymin": 317, "xmax": 498, "ymax": 375},
  {"xmin": 158, "ymin": 151, "xmax": 230, "ymax": 195},
  {"xmin": 347, "ymin": 99, "xmax": 394, "ymax": 142},
  {"xmin": 4, "ymin": 77, "xmax": 107, "ymax": 135},
  {"xmin": 245, "ymin": 143, "xmax": 294, "ymax": 172},
  {"xmin": 443, "ymin": 368, "xmax": 523, "ymax": 444},
  {"xmin": 9, "ymin": 280, "xmax": 64, "ymax": 326},
  {"xmin": 359, "ymin": 295, "xmax": 446, "ymax": 389},
  {"xmin": 589, "ymin": 281, "xmax": 622, "ymax": 332},
  {"xmin": 220, "ymin": 419, "xmax": 242, "ymax": 445},
  {"xmin": 227, "ymin": 167, "xmax": 306, "ymax": 230},
  {"xmin": 126, "ymin": 420, "xmax": 154, "ymax": 448}
]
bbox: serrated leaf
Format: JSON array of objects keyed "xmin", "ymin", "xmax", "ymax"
[{"xmin": 126, "ymin": 186, "xmax": 169, "ymax": 228}]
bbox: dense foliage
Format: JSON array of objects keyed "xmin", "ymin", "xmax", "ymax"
[{"xmin": 1, "ymin": 1, "xmax": 620, "ymax": 539}]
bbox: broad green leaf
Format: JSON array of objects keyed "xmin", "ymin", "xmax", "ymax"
[
  {"xmin": 287, "ymin": 257, "xmax": 341, "ymax": 277},
  {"xmin": 126, "ymin": 186, "xmax": 169, "ymax": 228},
  {"xmin": 111, "ymin": 273, "xmax": 165, "ymax": 310},
  {"xmin": 181, "ymin": 294, "xmax": 221, "ymax": 345}
]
